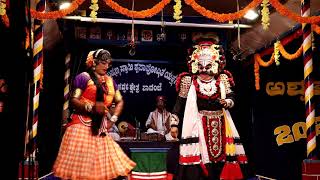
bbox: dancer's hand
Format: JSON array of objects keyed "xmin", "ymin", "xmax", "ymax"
[{"xmin": 93, "ymin": 102, "xmax": 107, "ymax": 116}]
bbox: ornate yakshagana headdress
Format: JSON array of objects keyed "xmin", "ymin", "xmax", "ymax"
[
  {"xmin": 188, "ymin": 41, "xmax": 226, "ymax": 75},
  {"xmin": 85, "ymin": 49, "xmax": 112, "ymax": 69}
]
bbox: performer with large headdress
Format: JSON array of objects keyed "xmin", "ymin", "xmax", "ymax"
[{"xmin": 170, "ymin": 38, "xmax": 247, "ymax": 180}]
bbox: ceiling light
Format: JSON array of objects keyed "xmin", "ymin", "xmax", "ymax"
[
  {"xmin": 244, "ymin": 10, "xmax": 259, "ymax": 20},
  {"xmin": 59, "ymin": 2, "xmax": 71, "ymax": 10}
]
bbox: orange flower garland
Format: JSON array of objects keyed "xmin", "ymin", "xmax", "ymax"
[
  {"xmin": 278, "ymin": 43, "xmax": 302, "ymax": 60},
  {"xmin": 27, "ymin": 0, "xmax": 320, "ymax": 24},
  {"xmin": 0, "ymin": 0, "xmax": 9, "ymax": 27},
  {"xmin": 1, "ymin": 14, "xmax": 9, "ymax": 27},
  {"xmin": 312, "ymin": 24, "xmax": 320, "ymax": 35},
  {"xmin": 254, "ymin": 53, "xmax": 274, "ymax": 90},
  {"xmin": 103, "ymin": 0, "xmax": 171, "ymax": 18},
  {"xmin": 254, "ymin": 60, "xmax": 260, "ymax": 90},
  {"xmin": 184, "ymin": 0, "xmax": 262, "ymax": 22},
  {"xmin": 253, "ymin": 41, "xmax": 303, "ymax": 90},
  {"xmin": 31, "ymin": 0, "xmax": 85, "ymax": 19},
  {"xmin": 254, "ymin": 52, "xmax": 275, "ymax": 67},
  {"xmin": 269, "ymin": 0, "xmax": 320, "ymax": 24}
]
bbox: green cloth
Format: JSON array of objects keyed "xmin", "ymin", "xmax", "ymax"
[{"xmin": 132, "ymin": 152, "xmax": 167, "ymax": 173}]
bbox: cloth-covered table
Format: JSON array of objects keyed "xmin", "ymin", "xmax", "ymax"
[{"xmin": 117, "ymin": 141, "xmax": 179, "ymax": 179}]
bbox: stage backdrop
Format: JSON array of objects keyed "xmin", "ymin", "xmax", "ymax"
[
  {"xmin": 107, "ymin": 59, "xmax": 180, "ymax": 128},
  {"xmin": 250, "ymin": 35, "xmax": 320, "ymax": 179},
  {"xmin": 67, "ymin": 22, "xmax": 228, "ymax": 130}
]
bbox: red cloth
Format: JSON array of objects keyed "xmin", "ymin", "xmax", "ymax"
[
  {"xmin": 220, "ymin": 162, "xmax": 243, "ymax": 180},
  {"xmin": 200, "ymin": 162, "xmax": 209, "ymax": 177}
]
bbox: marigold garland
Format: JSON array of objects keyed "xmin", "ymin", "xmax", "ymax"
[
  {"xmin": 89, "ymin": 0, "xmax": 99, "ymax": 22},
  {"xmin": 274, "ymin": 41, "xmax": 280, "ymax": 66},
  {"xmin": 104, "ymin": 0, "xmax": 171, "ymax": 18},
  {"xmin": 269, "ymin": 0, "xmax": 320, "ymax": 24},
  {"xmin": 25, "ymin": 28, "xmax": 30, "ymax": 50},
  {"xmin": 31, "ymin": 0, "xmax": 85, "ymax": 19},
  {"xmin": 312, "ymin": 24, "xmax": 320, "ymax": 35},
  {"xmin": 254, "ymin": 52, "xmax": 275, "ymax": 67},
  {"xmin": 254, "ymin": 41, "xmax": 303, "ymax": 90},
  {"xmin": 253, "ymin": 53, "xmax": 274, "ymax": 90},
  {"xmin": 1, "ymin": 14, "xmax": 9, "ymax": 27},
  {"xmin": 261, "ymin": 0, "xmax": 270, "ymax": 30},
  {"xmin": 184, "ymin": 0, "xmax": 262, "ymax": 22},
  {"xmin": 254, "ymin": 60, "xmax": 260, "ymax": 90},
  {"xmin": 173, "ymin": 0, "xmax": 182, "ymax": 23},
  {"xmin": 278, "ymin": 42, "xmax": 302, "ymax": 60},
  {"xmin": 27, "ymin": 0, "xmax": 320, "ymax": 24},
  {"xmin": 0, "ymin": 0, "xmax": 9, "ymax": 27}
]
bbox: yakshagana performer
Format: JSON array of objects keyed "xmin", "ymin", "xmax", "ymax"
[
  {"xmin": 53, "ymin": 49, "xmax": 136, "ymax": 179},
  {"xmin": 170, "ymin": 40, "xmax": 248, "ymax": 180}
]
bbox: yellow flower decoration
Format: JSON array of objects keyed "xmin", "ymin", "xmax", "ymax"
[
  {"xmin": 274, "ymin": 40, "xmax": 280, "ymax": 66},
  {"xmin": 90, "ymin": 0, "xmax": 99, "ymax": 22},
  {"xmin": 86, "ymin": 51, "xmax": 95, "ymax": 68},
  {"xmin": 0, "ymin": 1, "xmax": 6, "ymax": 16},
  {"xmin": 173, "ymin": 0, "xmax": 182, "ymax": 23},
  {"xmin": 261, "ymin": 0, "xmax": 270, "ymax": 30}
]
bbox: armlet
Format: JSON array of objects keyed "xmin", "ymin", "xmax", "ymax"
[
  {"xmin": 219, "ymin": 73, "xmax": 233, "ymax": 94},
  {"xmin": 72, "ymin": 88, "xmax": 82, "ymax": 98},
  {"xmin": 178, "ymin": 75, "xmax": 192, "ymax": 98},
  {"xmin": 114, "ymin": 90, "xmax": 123, "ymax": 102}
]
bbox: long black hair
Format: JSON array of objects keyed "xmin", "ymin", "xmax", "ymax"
[{"xmin": 88, "ymin": 49, "xmax": 112, "ymax": 135}]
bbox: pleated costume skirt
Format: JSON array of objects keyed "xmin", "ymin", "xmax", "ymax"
[{"xmin": 53, "ymin": 124, "xmax": 136, "ymax": 180}]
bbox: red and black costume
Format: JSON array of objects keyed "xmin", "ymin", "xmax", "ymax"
[{"xmin": 170, "ymin": 41, "xmax": 247, "ymax": 180}]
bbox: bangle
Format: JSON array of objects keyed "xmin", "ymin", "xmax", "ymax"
[
  {"xmin": 225, "ymin": 99, "xmax": 234, "ymax": 108},
  {"xmin": 84, "ymin": 103, "xmax": 93, "ymax": 113},
  {"xmin": 110, "ymin": 115, "xmax": 118, "ymax": 123}
]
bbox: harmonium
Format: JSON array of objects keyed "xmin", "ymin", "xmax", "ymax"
[{"xmin": 140, "ymin": 132, "xmax": 165, "ymax": 141}]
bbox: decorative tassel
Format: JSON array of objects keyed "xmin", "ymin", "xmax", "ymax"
[
  {"xmin": 226, "ymin": 143, "xmax": 236, "ymax": 156},
  {"xmin": 224, "ymin": 109, "xmax": 236, "ymax": 156},
  {"xmin": 0, "ymin": 0, "xmax": 6, "ymax": 16},
  {"xmin": 89, "ymin": 0, "xmax": 99, "ymax": 22},
  {"xmin": 261, "ymin": 0, "xmax": 270, "ymax": 30},
  {"xmin": 173, "ymin": 0, "xmax": 182, "ymax": 23},
  {"xmin": 274, "ymin": 40, "xmax": 280, "ymax": 66},
  {"xmin": 220, "ymin": 162, "xmax": 243, "ymax": 180}
]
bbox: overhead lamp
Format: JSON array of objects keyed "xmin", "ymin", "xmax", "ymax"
[
  {"xmin": 59, "ymin": 2, "xmax": 71, "ymax": 10},
  {"xmin": 244, "ymin": 10, "xmax": 259, "ymax": 20}
]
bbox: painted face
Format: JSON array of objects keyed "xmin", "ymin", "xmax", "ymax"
[
  {"xmin": 94, "ymin": 60, "xmax": 111, "ymax": 76},
  {"xmin": 193, "ymin": 45, "xmax": 221, "ymax": 75}
]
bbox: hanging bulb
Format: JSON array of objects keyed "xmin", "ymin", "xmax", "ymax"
[
  {"xmin": 160, "ymin": 10, "xmax": 166, "ymax": 41},
  {"xmin": 129, "ymin": 48, "xmax": 135, "ymax": 56},
  {"xmin": 160, "ymin": 32, "xmax": 166, "ymax": 41}
]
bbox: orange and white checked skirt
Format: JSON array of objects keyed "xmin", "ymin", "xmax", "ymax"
[{"xmin": 53, "ymin": 124, "xmax": 136, "ymax": 180}]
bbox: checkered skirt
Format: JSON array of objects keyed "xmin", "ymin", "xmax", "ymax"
[{"xmin": 53, "ymin": 124, "xmax": 136, "ymax": 180}]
